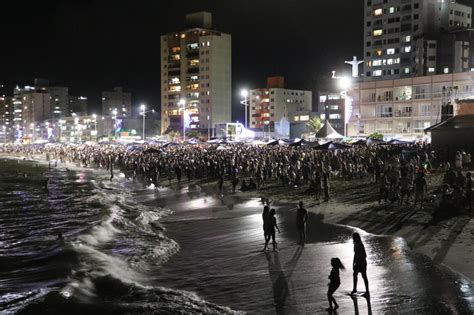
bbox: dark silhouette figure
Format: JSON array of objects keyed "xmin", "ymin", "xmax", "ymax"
[
  {"xmin": 218, "ymin": 175, "xmax": 224, "ymax": 195},
  {"xmin": 57, "ymin": 232, "xmax": 64, "ymax": 241},
  {"xmin": 263, "ymin": 208, "xmax": 280, "ymax": 251},
  {"xmin": 413, "ymin": 172, "xmax": 428, "ymax": 209},
  {"xmin": 466, "ymin": 172, "xmax": 472, "ymax": 211},
  {"xmin": 296, "ymin": 201, "xmax": 309, "ymax": 245},
  {"xmin": 262, "ymin": 205, "xmax": 270, "ymax": 249},
  {"xmin": 350, "ymin": 291, "xmax": 373, "ymax": 315},
  {"xmin": 326, "ymin": 257, "xmax": 345, "ymax": 312},
  {"xmin": 351, "ymin": 232, "xmax": 370, "ymax": 296}
]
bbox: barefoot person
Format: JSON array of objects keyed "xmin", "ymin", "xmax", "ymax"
[
  {"xmin": 296, "ymin": 201, "xmax": 308, "ymax": 245},
  {"xmin": 327, "ymin": 258, "xmax": 345, "ymax": 312},
  {"xmin": 263, "ymin": 208, "xmax": 280, "ymax": 252},
  {"xmin": 351, "ymin": 232, "xmax": 370, "ymax": 296}
]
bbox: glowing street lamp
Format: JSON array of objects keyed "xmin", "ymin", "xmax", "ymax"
[
  {"xmin": 140, "ymin": 104, "xmax": 155, "ymax": 141},
  {"xmin": 240, "ymin": 89, "xmax": 249, "ymax": 129}
]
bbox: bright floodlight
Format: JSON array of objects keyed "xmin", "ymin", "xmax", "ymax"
[
  {"xmin": 140, "ymin": 104, "xmax": 146, "ymax": 111},
  {"xmin": 241, "ymin": 89, "xmax": 249, "ymax": 98},
  {"xmin": 339, "ymin": 77, "xmax": 351, "ymax": 90},
  {"xmin": 179, "ymin": 99, "xmax": 186, "ymax": 106}
]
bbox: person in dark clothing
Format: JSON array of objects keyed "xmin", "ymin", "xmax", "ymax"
[
  {"xmin": 466, "ymin": 172, "xmax": 472, "ymax": 211},
  {"xmin": 413, "ymin": 172, "xmax": 428, "ymax": 209},
  {"xmin": 296, "ymin": 201, "xmax": 309, "ymax": 245},
  {"xmin": 378, "ymin": 173, "xmax": 389, "ymax": 204},
  {"xmin": 323, "ymin": 172, "xmax": 330, "ymax": 202},
  {"xmin": 262, "ymin": 205, "xmax": 270, "ymax": 248},
  {"xmin": 231, "ymin": 176, "xmax": 240, "ymax": 193},
  {"xmin": 263, "ymin": 208, "xmax": 280, "ymax": 252},
  {"xmin": 351, "ymin": 232, "xmax": 370, "ymax": 297},
  {"xmin": 326, "ymin": 257, "xmax": 345, "ymax": 312},
  {"xmin": 218, "ymin": 176, "xmax": 224, "ymax": 195}
]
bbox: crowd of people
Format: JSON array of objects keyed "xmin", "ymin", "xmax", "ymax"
[{"xmin": 0, "ymin": 141, "xmax": 471, "ymax": 211}]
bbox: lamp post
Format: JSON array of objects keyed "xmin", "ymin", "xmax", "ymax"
[
  {"xmin": 112, "ymin": 109, "xmax": 118, "ymax": 139},
  {"xmin": 240, "ymin": 89, "xmax": 249, "ymax": 129},
  {"xmin": 207, "ymin": 115, "xmax": 210, "ymax": 140},
  {"xmin": 332, "ymin": 74, "xmax": 352, "ymax": 137},
  {"xmin": 92, "ymin": 114, "xmax": 97, "ymax": 141},
  {"xmin": 179, "ymin": 99, "xmax": 186, "ymax": 141},
  {"xmin": 140, "ymin": 104, "xmax": 155, "ymax": 141}
]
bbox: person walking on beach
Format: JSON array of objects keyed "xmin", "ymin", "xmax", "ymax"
[
  {"xmin": 263, "ymin": 208, "xmax": 280, "ymax": 252},
  {"xmin": 413, "ymin": 172, "xmax": 428, "ymax": 209},
  {"xmin": 296, "ymin": 201, "xmax": 309, "ymax": 245},
  {"xmin": 326, "ymin": 257, "xmax": 345, "ymax": 312},
  {"xmin": 218, "ymin": 175, "xmax": 224, "ymax": 196},
  {"xmin": 378, "ymin": 172, "xmax": 389, "ymax": 204},
  {"xmin": 351, "ymin": 232, "xmax": 370, "ymax": 297},
  {"xmin": 262, "ymin": 205, "xmax": 270, "ymax": 248}
]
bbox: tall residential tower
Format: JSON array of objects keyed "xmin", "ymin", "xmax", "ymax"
[{"xmin": 160, "ymin": 12, "xmax": 231, "ymax": 135}]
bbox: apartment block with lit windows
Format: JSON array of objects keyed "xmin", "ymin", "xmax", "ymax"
[
  {"xmin": 364, "ymin": 0, "xmax": 472, "ymax": 80},
  {"xmin": 160, "ymin": 12, "xmax": 231, "ymax": 134},
  {"xmin": 249, "ymin": 77, "xmax": 312, "ymax": 131},
  {"xmin": 347, "ymin": 71, "xmax": 474, "ymax": 138},
  {"xmin": 319, "ymin": 92, "xmax": 346, "ymax": 135},
  {"xmin": 0, "ymin": 96, "xmax": 13, "ymax": 141}
]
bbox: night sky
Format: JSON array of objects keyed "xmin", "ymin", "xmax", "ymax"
[{"xmin": 1, "ymin": 0, "xmax": 473, "ymax": 121}]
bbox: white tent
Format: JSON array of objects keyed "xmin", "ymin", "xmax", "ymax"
[{"xmin": 315, "ymin": 121, "xmax": 344, "ymax": 139}]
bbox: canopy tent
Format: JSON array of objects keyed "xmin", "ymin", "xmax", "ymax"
[
  {"xmin": 387, "ymin": 139, "xmax": 414, "ymax": 145},
  {"xmin": 315, "ymin": 141, "xmax": 351, "ymax": 150},
  {"xmin": 351, "ymin": 139, "xmax": 367, "ymax": 146},
  {"xmin": 315, "ymin": 121, "xmax": 344, "ymax": 139}
]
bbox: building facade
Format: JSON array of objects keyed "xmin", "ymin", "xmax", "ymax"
[
  {"xmin": 347, "ymin": 71, "xmax": 474, "ymax": 139},
  {"xmin": 0, "ymin": 96, "xmax": 14, "ymax": 141},
  {"xmin": 249, "ymin": 77, "xmax": 312, "ymax": 131},
  {"xmin": 102, "ymin": 87, "xmax": 132, "ymax": 117},
  {"xmin": 160, "ymin": 12, "xmax": 232, "ymax": 135},
  {"xmin": 363, "ymin": 0, "xmax": 472, "ymax": 80},
  {"xmin": 319, "ymin": 92, "xmax": 346, "ymax": 135}
]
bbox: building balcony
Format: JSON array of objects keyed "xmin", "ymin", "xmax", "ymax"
[{"xmin": 375, "ymin": 113, "xmax": 393, "ymax": 118}]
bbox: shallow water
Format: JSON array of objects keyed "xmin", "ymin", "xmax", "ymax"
[{"xmin": 0, "ymin": 159, "xmax": 233, "ymax": 314}]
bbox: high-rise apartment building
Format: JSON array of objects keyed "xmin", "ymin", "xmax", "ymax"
[
  {"xmin": 0, "ymin": 96, "xmax": 13, "ymax": 141},
  {"xmin": 249, "ymin": 77, "xmax": 312, "ymax": 131},
  {"xmin": 33, "ymin": 78, "xmax": 69, "ymax": 119},
  {"xmin": 363, "ymin": 0, "xmax": 472, "ymax": 80},
  {"xmin": 160, "ymin": 12, "xmax": 231, "ymax": 134},
  {"xmin": 319, "ymin": 92, "xmax": 346, "ymax": 135},
  {"xmin": 102, "ymin": 87, "xmax": 132, "ymax": 117}
]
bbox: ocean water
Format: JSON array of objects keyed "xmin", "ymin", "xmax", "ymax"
[{"xmin": 0, "ymin": 159, "xmax": 235, "ymax": 314}]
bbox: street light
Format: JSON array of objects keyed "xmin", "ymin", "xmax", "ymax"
[
  {"xmin": 140, "ymin": 104, "xmax": 155, "ymax": 141},
  {"xmin": 178, "ymin": 99, "xmax": 186, "ymax": 141},
  {"xmin": 332, "ymin": 73, "xmax": 352, "ymax": 137},
  {"xmin": 112, "ymin": 108, "xmax": 118, "ymax": 139},
  {"xmin": 92, "ymin": 114, "xmax": 97, "ymax": 141},
  {"xmin": 240, "ymin": 89, "xmax": 249, "ymax": 129}
]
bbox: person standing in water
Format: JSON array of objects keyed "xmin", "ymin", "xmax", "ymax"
[
  {"xmin": 263, "ymin": 208, "xmax": 280, "ymax": 252},
  {"xmin": 296, "ymin": 201, "xmax": 309, "ymax": 245},
  {"xmin": 327, "ymin": 257, "xmax": 345, "ymax": 312},
  {"xmin": 351, "ymin": 232, "xmax": 370, "ymax": 297}
]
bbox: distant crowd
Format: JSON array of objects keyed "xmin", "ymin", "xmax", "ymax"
[{"xmin": 0, "ymin": 142, "xmax": 471, "ymax": 211}]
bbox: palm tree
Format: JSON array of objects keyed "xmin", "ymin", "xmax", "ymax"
[{"xmin": 306, "ymin": 117, "xmax": 322, "ymax": 133}]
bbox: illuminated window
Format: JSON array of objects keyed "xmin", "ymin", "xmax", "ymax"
[
  {"xmin": 389, "ymin": 7, "xmax": 396, "ymax": 13},
  {"xmin": 171, "ymin": 54, "xmax": 180, "ymax": 61},
  {"xmin": 373, "ymin": 70, "xmax": 382, "ymax": 76},
  {"xmin": 374, "ymin": 8, "xmax": 383, "ymax": 16},
  {"xmin": 170, "ymin": 77, "xmax": 180, "ymax": 84},
  {"xmin": 375, "ymin": 50, "xmax": 383, "ymax": 56},
  {"xmin": 443, "ymin": 67, "xmax": 449, "ymax": 74},
  {"xmin": 404, "ymin": 35, "xmax": 411, "ymax": 42},
  {"xmin": 387, "ymin": 58, "xmax": 393, "ymax": 65},
  {"xmin": 373, "ymin": 29, "xmax": 383, "ymax": 36},
  {"xmin": 394, "ymin": 58, "xmax": 400, "ymax": 64},
  {"xmin": 404, "ymin": 67, "xmax": 410, "ymax": 74},
  {"xmin": 403, "ymin": 46, "xmax": 411, "ymax": 53},
  {"xmin": 387, "ymin": 48, "xmax": 395, "ymax": 55},
  {"xmin": 428, "ymin": 67, "xmax": 435, "ymax": 73},
  {"xmin": 294, "ymin": 116, "xmax": 300, "ymax": 122},
  {"xmin": 189, "ymin": 59, "xmax": 199, "ymax": 66},
  {"xmin": 373, "ymin": 59, "xmax": 382, "ymax": 66},
  {"xmin": 300, "ymin": 115, "xmax": 310, "ymax": 121},
  {"xmin": 171, "ymin": 47, "xmax": 181, "ymax": 53},
  {"xmin": 169, "ymin": 86, "xmax": 181, "ymax": 92}
]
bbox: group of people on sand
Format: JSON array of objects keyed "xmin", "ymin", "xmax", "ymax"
[{"xmin": 261, "ymin": 201, "xmax": 370, "ymax": 312}]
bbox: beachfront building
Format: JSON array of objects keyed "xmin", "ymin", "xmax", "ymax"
[
  {"xmin": 0, "ymin": 96, "xmax": 14, "ymax": 142},
  {"xmin": 249, "ymin": 77, "xmax": 312, "ymax": 137},
  {"xmin": 102, "ymin": 87, "xmax": 132, "ymax": 118},
  {"xmin": 346, "ymin": 71, "xmax": 474, "ymax": 139},
  {"xmin": 319, "ymin": 92, "xmax": 346, "ymax": 136},
  {"xmin": 55, "ymin": 115, "xmax": 114, "ymax": 143},
  {"xmin": 363, "ymin": 0, "xmax": 472, "ymax": 80},
  {"xmin": 160, "ymin": 12, "xmax": 231, "ymax": 135}
]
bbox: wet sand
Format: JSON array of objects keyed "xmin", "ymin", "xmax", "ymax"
[{"xmin": 150, "ymin": 185, "xmax": 473, "ymax": 314}]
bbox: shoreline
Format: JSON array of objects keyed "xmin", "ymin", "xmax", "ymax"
[{"xmin": 3, "ymin": 152, "xmax": 472, "ymax": 283}]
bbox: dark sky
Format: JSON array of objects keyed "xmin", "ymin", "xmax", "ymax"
[{"xmin": 1, "ymin": 0, "xmax": 472, "ymax": 121}]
